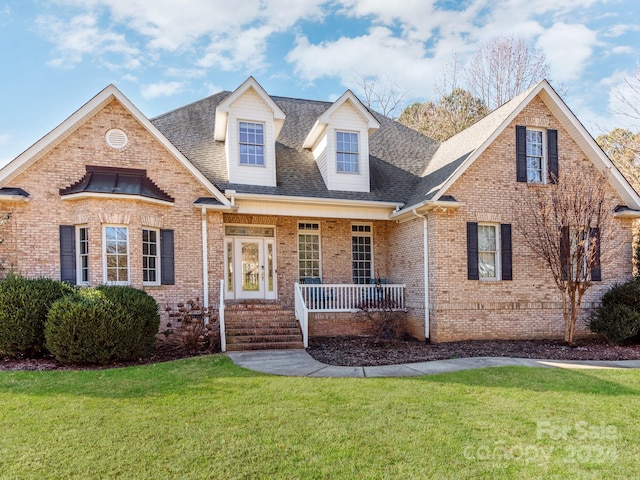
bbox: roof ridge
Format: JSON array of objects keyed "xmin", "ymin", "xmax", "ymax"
[{"xmin": 152, "ymin": 90, "xmax": 232, "ymax": 121}]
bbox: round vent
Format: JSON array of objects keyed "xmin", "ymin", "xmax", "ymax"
[{"xmin": 105, "ymin": 128, "xmax": 129, "ymax": 149}]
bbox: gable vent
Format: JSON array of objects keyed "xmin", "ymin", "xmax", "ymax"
[{"xmin": 105, "ymin": 128, "xmax": 129, "ymax": 149}]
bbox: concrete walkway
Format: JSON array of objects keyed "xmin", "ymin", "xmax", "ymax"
[{"xmin": 227, "ymin": 349, "xmax": 640, "ymax": 378}]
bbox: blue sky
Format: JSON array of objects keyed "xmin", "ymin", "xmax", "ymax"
[{"xmin": 1, "ymin": 0, "xmax": 639, "ymax": 165}]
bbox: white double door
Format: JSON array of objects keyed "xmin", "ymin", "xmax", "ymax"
[{"xmin": 233, "ymin": 237, "xmax": 277, "ymax": 300}]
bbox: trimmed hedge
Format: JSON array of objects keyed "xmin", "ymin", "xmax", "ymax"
[
  {"xmin": 0, "ymin": 274, "xmax": 75, "ymax": 357},
  {"xmin": 45, "ymin": 286, "xmax": 160, "ymax": 364},
  {"xmin": 589, "ymin": 304, "xmax": 640, "ymax": 346},
  {"xmin": 590, "ymin": 280, "xmax": 640, "ymax": 345}
]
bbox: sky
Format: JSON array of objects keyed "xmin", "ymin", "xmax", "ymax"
[{"xmin": 1, "ymin": 0, "xmax": 640, "ymax": 165}]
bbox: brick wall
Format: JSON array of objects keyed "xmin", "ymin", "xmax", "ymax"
[
  {"xmin": 429, "ymin": 96, "xmax": 635, "ymax": 342},
  {"xmin": 0, "ymin": 100, "xmax": 218, "ymax": 315}
]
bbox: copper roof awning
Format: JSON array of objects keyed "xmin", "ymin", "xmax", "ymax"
[{"xmin": 60, "ymin": 166, "xmax": 174, "ymax": 203}]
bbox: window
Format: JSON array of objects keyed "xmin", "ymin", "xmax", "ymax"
[
  {"xmin": 561, "ymin": 227, "xmax": 601, "ymax": 281},
  {"xmin": 336, "ymin": 131, "xmax": 359, "ymax": 173},
  {"xmin": 298, "ymin": 222, "xmax": 320, "ymax": 280},
  {"xmin": 239, "ymin": 121, "xmax": 264, "ymax": 166},
  {"xmin": 478, "ymin": 224, "xmax": 499, "ymax": 279},
  {"xmin": 467, "ymin": 222, "xmax": 512, "ymax": 281},
  {"xmin": 516, "ymin": 126, "xmax": 558, "ymax": 183},
  {"xmin": 352, "ymin": 224, "xmax": 372, "ymax": 284},
  {"xmin": 526, "ymin": 129, "xmax": 544, "ymax": 183},
  {"xmin": 142, "ymin": 228, "xmax": 160, "ymax": 285},
  {"xmin": 104, "ymin": 226, "xmax": 129, "ymax": 284},
  {"xmin": 77, "ymin": 226, "xmax": 89, "ymax": 284}
]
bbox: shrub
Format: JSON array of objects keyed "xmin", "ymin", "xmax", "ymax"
[
  {"xmin": 45, "ymin": 286, "xmax": 160, "ymax": 364},
  {"xmin": 589, "ymin": 304, "xmax": 640, "ymax": 346},
  {"xmin": 600, "ymin": 279, "xmax": 640, "ymax": 312},
  {"xmin": 96, "ymin": 285, "xmax": 160, "ymax": 352},
  {"xmin": 163, "ymin": 299, "xmax": 218, "ymax": 354},
  {"xmin": 0, "ymin": 274, "xmax": 75, "ymax": 357}
]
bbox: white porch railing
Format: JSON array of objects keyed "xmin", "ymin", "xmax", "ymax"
[
  {"xmin": 219, "ymin": 279, "xmax": 226, "ymax": 352},
  {"xmin": 296, "ymin": 283, "xmax": 405, "ymax": 312},
  {"xmin": 294, "ymin": 282, "xmax": 309, "ymax": 348},
  {"xmin": 294, "ymin": 283, "xmax": 406, "ymax": 348}
]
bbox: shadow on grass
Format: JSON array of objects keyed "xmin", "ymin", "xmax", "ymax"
[
  {"xmin": 0, "ymin": 354, "xmax": 269, "ymax": 399},
  {"xmin": 419, "ymin": 365, "xmax": 640, "ymax": 396}
]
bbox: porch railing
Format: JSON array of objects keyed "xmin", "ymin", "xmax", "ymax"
[
  {"xmin": 219, "ymin": 279, "xmax": 226, "ymax": 352},
  {"xmin": 294, "ymin": 282, "xmax": 309, "ymax": 348},
  {"xmin": 296, "ymin": 283, "xmax": 405, "ymax": 312}
]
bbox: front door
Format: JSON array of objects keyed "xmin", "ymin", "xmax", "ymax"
[{"xmin": 230, "ymin": 236, "xmax": 277, "ymax": 300}]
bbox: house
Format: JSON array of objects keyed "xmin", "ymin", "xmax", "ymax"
[{"xmin": 0, "ymin": 77, "xmax": 639, "ymax": 350}]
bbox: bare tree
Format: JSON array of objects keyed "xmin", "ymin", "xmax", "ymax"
[
  {"xmin": 613, "ymin": 64, "xmax": 640, "ymax": 125},
  {"xmin": 466, "ymin": 35, "xmax": 550, "ymax": 110},
  {"xmin": 352, "ymin": 74, "xmax": 407, "ymax": 118},
  {"xmin": 597, "ymin": 128, "xmax": 640, "ymax": 193},
  {"xmin": 519, "ymin": 168, "xmax": 611, "ymax": 344},
  {"xmin": 398, "ymin": 88, "xmax": 488, "ymax": 141}
]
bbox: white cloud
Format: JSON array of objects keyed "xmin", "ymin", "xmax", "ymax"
[
  {"xmin": 603, "ymin": 24, "xmax": 640, "ymax": 38},
  {"xmin": 36, "ymin": 13, "xmax": 140, "ymax": 68},
  {"xmin": 141, "ymin": 81, "xmax": 184, "ymax": 99},
  {"xmin": 0, "ymin": 133, "xmax": 10, "ymax": 144},
  {"xmin": 536, "ymin": 22, "xmax": 598, "ymax": 82},
  {"xmin": 610, "ymin": 45, "xmax": 636, "ymax": 56}
]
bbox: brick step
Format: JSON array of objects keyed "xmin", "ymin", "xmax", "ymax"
[
  {"xmin": 227, "ymin": 334, "xmax": 302, "ymax": 344},
  {"xmin": 225, "ymin": 320, "xmax": 299, "ymax": 327},
  {"xmin": 226, "ymin": 327, "xmax": 301, "ymax": 335},
  {"xmin": 226, "ymin": 341, "xmax": 303, "ymax": 351},
  {"xmin": 224, "ymin": 309, "xmax": 295, "ymax": 316}
]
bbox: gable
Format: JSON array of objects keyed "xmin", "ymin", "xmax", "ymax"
[{"xmin": 0, "ymin": 85, "xmax": 229, "ymax": 207}]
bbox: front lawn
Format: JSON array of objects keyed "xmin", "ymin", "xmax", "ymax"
[{"xmin": 1, "ymin": 356, "xmax": 638, "ymax": 479}]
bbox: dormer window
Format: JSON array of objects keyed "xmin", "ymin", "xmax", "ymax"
[
  {"xmin": 239, "ymin": 122, "xmax": 265, "ymax": 166},
  {"xmin": 336, "ymin": 131, "xmax": 359, "ymax": 173}
]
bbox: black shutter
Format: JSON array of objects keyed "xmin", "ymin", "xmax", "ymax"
[
  {"xmin": 590, "ymin": 227, "xmax": 602, "ymax": 281},
  {"xmin": 59, "ymin": 225, "xmax": 76, "ymax": 284},
  {"xmin": 560, "ymin": 226, "xmax": 570, "ymax": 281},
  {"xmin": 467, "ymin": 222, "xmax": 479, "ymax": 280},
  {"xmin": 548, "ymin": 129, "xmax": 559, "ymax": 183},
  {"xmin": 501, "ymin": 224, "xmax": 513, "ymax": 281},
  {"xmin": 160, "ymin": 229, "xmax": 175, "ymax": 285},
  {"xmin": 516, "ymin": 125, "xmax": 527, "ymax": 182}
]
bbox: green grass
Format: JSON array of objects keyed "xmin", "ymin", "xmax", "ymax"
[{"xmin": 1, "ymin": 357, "xmax": 639, "ymax": 479}]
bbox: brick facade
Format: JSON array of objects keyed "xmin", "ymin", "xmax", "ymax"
[
  {"xmin": 428, "ymin": 97, "xmax": 635, "ymax": 342},
  {"xmin": 0, "ymin": 90, "xmax": 636, "ymax": 345}
]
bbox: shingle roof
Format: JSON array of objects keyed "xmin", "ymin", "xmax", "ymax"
[{"xmin": 151, "ymin": 92, "xmax": 438, "ymax": 204}]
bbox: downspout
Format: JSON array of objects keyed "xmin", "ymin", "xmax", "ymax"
[
  {"xmin": 201, "ymin": 207, "xmax": 209, "ymax": 311},
  {"xmin": 412, "ymin": 210, "xmax": 430, "ymax": 340}
]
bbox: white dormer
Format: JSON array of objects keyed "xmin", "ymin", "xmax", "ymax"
[
  {"xmin": 214, "ymin": 77, "xmax": 286, "ymax": 187},
  {"xmin": 303, "ymin": 91, "xmax": 380, "ymax": 193}
]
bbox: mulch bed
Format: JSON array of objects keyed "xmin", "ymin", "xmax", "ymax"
[
  {"xmin": 306, "ymin": 336, "xmax": 640, "ymax": 367},
  {"xmin": 0, "ymin": 341, "xmax": 203, "ymax": 371},
  {"xmin": 4, "ymin": 336, "xmax": 640, "ymax": 371}
]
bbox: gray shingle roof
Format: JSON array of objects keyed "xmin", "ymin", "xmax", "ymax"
[
  {"xmin": 152, "ymin": 92, "xmax": 439, "ymax": 204},
  {"xmin": 151, "ymin": 84, "xmax": 535, "ymax": 208}
]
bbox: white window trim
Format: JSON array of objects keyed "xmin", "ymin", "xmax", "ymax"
[
  {"xmin": 297, "ymin": 221, "xmax": 322, "ymax": 281},
  {"xmin": 478, "ymin": 223, "xmax": 501, "ymax": 281},
  {"xmin": 336, "ymin": 130, "xmax": 360, "ymax": 174},
  {"xmin": 142, "ymin": 227, "xmax": 161, "ymax": 287},
  {"xmin": 526, "ymin": 127, "xmax": 547, "ymax": 184},
  {"xmin": 238, "ymin": 120, "xmax": 266, "ymax": 168},
  {"xmin": 76, "ymin": 225, "xmax": 89, "ymax": 286},
  {"xmin": 102, "ymin": 225, "xmax": 130, "ymax": 285},
  {"xmin": 351, "ymin": 222, "xmax": 374, "ymax": 283}
]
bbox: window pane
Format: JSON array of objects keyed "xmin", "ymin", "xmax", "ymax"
[
  {"xmin": 478, "ymin": 225, "xmax": 496, "ymax": 251},
  {"xmin": 479, "ymin": 252, "xmax": 496, "ymax": 278}
]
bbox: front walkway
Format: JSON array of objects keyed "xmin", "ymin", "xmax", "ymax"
[{"xmin": 227, "ymin": 350, "xmax": 640, "ymax": 378}]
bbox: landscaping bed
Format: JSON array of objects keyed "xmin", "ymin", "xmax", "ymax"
[{"xmin": 307, "ymin": 336, "xmax": 640, "ymax": 366}]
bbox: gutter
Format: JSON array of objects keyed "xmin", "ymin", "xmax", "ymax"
[
  {"xmin": 201, "ymin": 207, "xmax": 209, "ymax": 311},
  {"xmin": 391, "ymin": 199, "xmax": 464, "ymax": 221},
  {"xmin": 412, "ymin": 209, "xmax": 430, "ymax": 340}
]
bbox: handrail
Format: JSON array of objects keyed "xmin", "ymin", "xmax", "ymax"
[
  {"xmin": 294, "ymin": 282, "xmax": 309, "ymax": 348},
  {"xmin": 219, "ymin": 279, "xmax": 226, "ymax": 352},
  {"xmin": 297, "ymin": 283, "xmax": 405, "ymax": 312}
]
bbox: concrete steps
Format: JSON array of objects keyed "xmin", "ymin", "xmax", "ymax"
[{"xmin": 224, "ymin": 301, "xmax": 304, "ymax": 351}]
